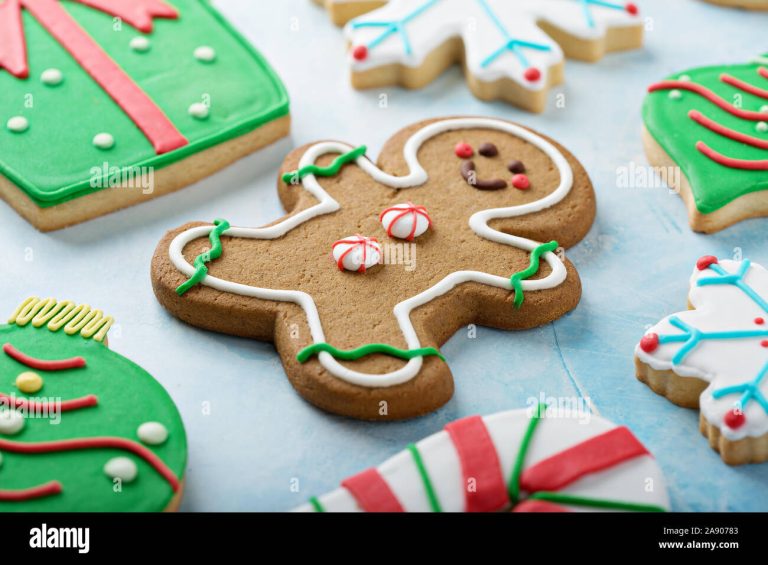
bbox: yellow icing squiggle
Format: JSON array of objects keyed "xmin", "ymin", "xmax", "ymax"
[{"xmin": 8, "ymin": 297, "xmax": 113, "ymax": 342}]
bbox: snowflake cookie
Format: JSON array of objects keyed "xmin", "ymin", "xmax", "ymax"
[
  {"xmin": 643, "ymin": 55, "xmax": 768, "ymax": 233},
  {"xmin": 318, "ymin": 0, "xmax": 644, "ymax": 112},
  {"xmin": 152, "ymin": 116, "xmax": 597, "ymax": 420},
  {"xmin": 635, "ymin": 256, "xmax": 768, "ymax": 465},
  {"xmin": 296, "ymin": 406, "xmax": 670, "ymax": 512}
]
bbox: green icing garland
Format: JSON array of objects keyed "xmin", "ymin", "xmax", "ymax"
[
  {"xmin": 296, "ymin": 343, "xmax": 445, "ymax": 364},
  {"xmin": 407, "ymin": 443, "xmax": 442, "ymax": 513},
  {"xmin": 509, "ymin": 241, "xmax": 559, "ymax": 308},
  {"xmin": 176, "ymin": 219, "xmax": 231, "ymax": 296},
  {"xmin": 281, "ymin": 146, "xmax": 367, "ymax": 184}
]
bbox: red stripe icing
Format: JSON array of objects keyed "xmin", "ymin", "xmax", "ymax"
[
  {"xmin": 696, "ymin": 141, "xmax": 768, "ymax": 170},
  {"xmin": 3, "ymin": 343, "xmax": 86, "ymax": 371},
  {"xmin": 760, "ymin": 68, "xmax": 768, "ymax": 81},
  {"xmin": 21, "ymin": 0, "xmax": 188, "ymax": 154},
  {"xmin": 0, "ymin": 481, "xmax": 62, "ymax": 502},
  {"xmin": 445, "ymin": 415, "xmax": 508, "ymax": 512},
  {"xmin": 0, "ymin": 0, "xmax": 28, "ymax": 78},
  {"xmin": 520, "ymin": 427, "xmax": 649, "ymax": 494},
  {"xmin": 72, "ymin": 0, "xmax": 178, "ymax": 33},
  {"xmin": 648, "ymin": 80, "xmax": 768, "ymax": 121},
  {"xmin": 0, "ymin": 392, "xmax": 98, "ymax": 412},
  {"xmin": 720, "ymin": 73, "xmax": 768, "ymax": 100},
  {"xmin": 342, "ymin": 468, "xmax": 404, "ymax": 512},
  {"xmin": 0, "ymin": 437, "xmax": 180, "ymax": 492},
  {"xmin": 513, "ymin": 499, "xmax": 570, "ymax": 513},
  {"xmin": 689, "ymin": 110, "xmax": 768, "ymax": 150}
]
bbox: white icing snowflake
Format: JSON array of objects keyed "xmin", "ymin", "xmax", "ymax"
[
  {"xmin": 636, "ymin": 257, "xmax": 768, "ymax": 442},
  {"xmin": 343, "ymin": 0, "xmax": 641, "ymax": 104}
]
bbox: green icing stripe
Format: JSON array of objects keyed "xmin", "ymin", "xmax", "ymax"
[
  {"xmin": 282, "ymin": 146, "xmax": 367, "ymax": 184},
  {"xmin": 529, "ymin": 492, "xmax": 666, "ymax": 513},
  {"xmin": 176, "ymin": 219, "xmax": 231, "ymax": 296},
  {"xmin": 510, "ymin": 241, "xmax": 559, "ymax": 308},
  {"xmin": 407, "ymin": 443, "xmax": 442, "ymax": 513},
  {"xmin": 296, "ymin": 342, "xmax": 445, "ymax": 364},
  {"xmin": 309, "ymin": 497, "xmax": 325, "ymax": 513},
  {"xmin": 508, "ymin": 403, "xmax": 544, "ymax": 503}
]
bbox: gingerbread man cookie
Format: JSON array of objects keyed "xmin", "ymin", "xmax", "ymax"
[
  {"xmin": 296, "ymin": 406, "xmax": 670, "ymax": 512},
  {"xmin": 699, "ymin": 0, "xmax": 768, "ymax": 9},
  {"xmin": 317, "ymin": 0, "xmax": 644, "ymax": 113},
  {"xmin": 636, "ymin": 256, "xmax": 768, "ymax": 465},
  {"xmin": 643, "ymin": 55, "xmax": 768, "ymax": 232},
  {"xmin": 152, "ymin": 117, "xmax": 596, "ymax": 420},
  {"xmin": 1, "ymin": 297, "xmax": 186, "ymax": 511}
]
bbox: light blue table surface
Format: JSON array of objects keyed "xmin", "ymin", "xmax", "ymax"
[{"xmin": 2, "ymin": 0, "xmax": 766, "ymax": 511}]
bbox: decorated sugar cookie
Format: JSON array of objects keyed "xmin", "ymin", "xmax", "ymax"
[
  {"xmin": 152, "ymin": 116, "xmax": 596, "ymax": 420},
  {"xmin": 0, "ymin": 0, "xmax": 289, "ymax": 231},
  {"xmin": 635, "ymin": 256, "xmax": 768, "ymax": 465},
  {"xmin": 318, "ymin": 0, "xmax": 644, "ymax": 112},
  {"xmin": 0, "ymin": 297, "xmax": 187, "ymax": 511},
  {"xmin": 642, "ymin": 55, "xmax": 768, "ymax": 233},
  {"xmin": 296, "ymin": 406, "xmax": 670, "ymax": 512}
]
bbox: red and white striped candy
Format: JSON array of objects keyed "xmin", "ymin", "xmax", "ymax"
[
  {"xmin": 332, "ymin": 235, "xmax": 381, "ymax": 273},
  {"xmin": 379, "ymin": 202, "xmax": 432, "ymax": 241}
]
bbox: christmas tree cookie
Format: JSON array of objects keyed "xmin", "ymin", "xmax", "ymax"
[
  {"xmin": 296, "ymin": 406, "xmax": 670, "ymax": 512},
  {"xmin": 643, "ymin": 56, "xmax": 768, "ymax": 233},
  {"xmin": 152, "ymin": 116, "xmax": 596, "ymax": 420},
  {"xmin": 317, "ymin": 0, "xmax": 644, "ymax": 112},
  {"xmin": 636, "ymin": 256, "xmax": 768, "ymax": 465},
  {"xmin": 0, "ymin": 0, "xmax": 289, "ymax": 231},
  {"xmin": 0, "ymin": 297, "xmax": 187, "ymax": 511}
]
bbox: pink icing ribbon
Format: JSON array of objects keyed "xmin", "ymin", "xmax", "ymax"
[{"xmin": 0, "ymin": 0, "xmax": 187, "ymax": 155}]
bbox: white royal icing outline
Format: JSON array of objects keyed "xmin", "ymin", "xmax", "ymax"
[
  {"xmin": 168, "ymin": 117, "xmax": 572, "ymax": 388},
  {"xmin": 636, "ymin": 260, "xmax": 768, "ymax": 441},
  {"xmin": 294, "ymin": 408, "xmax": 671, "ymax": 512}
]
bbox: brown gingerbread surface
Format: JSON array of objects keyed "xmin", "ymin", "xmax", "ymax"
[{"xmin": 152, "ymin": 117, "xmax": 595, "ymax": 420}]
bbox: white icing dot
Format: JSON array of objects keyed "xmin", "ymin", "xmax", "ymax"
[
  {"xmin": 41, "ymin": 68, "xmax": 63, "ymax": 86},
  {"xmin": 104, "ymin": 457, "xmax": 137, "ymax": 482},
  {"xmin": 194, "ymin": 46, "xmax": 216, "ymax": 63},
  {"xmin": 0, "ymin": 410, "xmax": 24, "ymax": 435},
  {"xmin": 761, "ymin": 105, "xmax": 768, "ymax": 114},
  {"xmin": 188, "ymin": 102, "xmax": 210, "ymax": 119},
  {"xmin": 7, "ymin": 116, "xmax": 28, "ymax": 133},
  {"xmin": 668, "ymin": 90, "xmax": 682, "ymax": 100},
  {"xmin": 137, "ymin": 422, "xmax": 169, "ymax": 445},
  {"xmin": 678, "ymin": 74, "xmax": 691, "ymax": 82},
  {"xmin": 757, "ymin": 122, "xmax": 768, "ymax": 133},
  {"xmin": 130, "ymin": 36, "xmax": 151, "ymax": 52},
  {"xmin": 93, "ymin": 133, "xmax": 115, "ymax": 150}
]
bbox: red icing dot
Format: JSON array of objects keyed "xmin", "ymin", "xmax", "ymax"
[
  {"xmin": 696, "ymin": 255, "xmax": 718, "ymax": 271},
  {"xmin": 352, "ymin": 45, "xmax": 368, "ymax": 61},
  {"xmin": 639, "ymin": 333, "xmax": 659, "ymax": 353},
  {"xmin": 512, "ymin": 174, "xmax": 530, "ymax": 190},
  {"xmin": 625, "ymin": 2, "xmax": 639, "ymax": 15},
  {"xmin": 724, "ymin": 408, "xmax": 745, "ymax": 430},
  {"xmin": 762, "ymin": 340, "xmax": 768, "ymax": 348},
  {"xmin": 756, "ymin": 317, "xmax": 765, "ymax": 325},
  {"xmin": 524, "ymin": 67, "xmax": 541, "ymax": 82},
  {"xmin": 455, "ymin": 142, "xmax": 474, "ymax": 159}
]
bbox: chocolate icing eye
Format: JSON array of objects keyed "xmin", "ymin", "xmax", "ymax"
[
  {"xmin": 478, "ymin": 142, "xmax": 498, "ymax": 157},
  {"xmin": 508, "ymin": 160, "xmax": 526, "ymax": 174}
]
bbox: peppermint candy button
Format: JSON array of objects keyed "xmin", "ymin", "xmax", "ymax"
[
  {"xmin": 332, "ymin": 235, "xmax": 381, "ymax": 273},
  {"xmin": 379, "ymin": 202, "xmax": 432, "ymax": 241}
]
